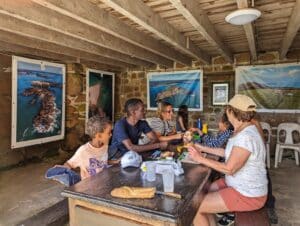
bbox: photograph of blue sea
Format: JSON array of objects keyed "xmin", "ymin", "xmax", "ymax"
[
  {"xmin": 237, "ymin": 64, "xmax": 300, "ymax": 111},
  {"xmin": 16, "ymin": 61, "xmax": 64, "ymax": 142},
  {"xmin": 88, "ymin": 72, "xmax": 114, "ymax": 121},
  {"xmin": 148, "ymin": 71, "xmax": 202, "ymax": 110}
]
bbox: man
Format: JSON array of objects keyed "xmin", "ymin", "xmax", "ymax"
[{"xmin": 109, "ymin": 98, "xmax": 167, "ymax": 160}]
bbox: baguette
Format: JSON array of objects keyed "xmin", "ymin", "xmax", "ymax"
[{"xmin": 111, "ymin": 186, "xmax": 156, "ymax": 199}]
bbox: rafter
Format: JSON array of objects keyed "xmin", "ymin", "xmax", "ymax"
[
  {"xmin": 280, "ymin": 0, "xmax": 300, "ymax": 59},
  {"xmin": 0, "ymin": 0, "xmax": 172, "ymax": 67},
  {"xmin": 0, "ymin": 31, "xmax": 136, "ymax": 69},
  {"xmin": 237, "ymin": 0, "xmax": 257, "ymax": 61},
  {"xmin": 32, "ymin": 0, "xmax": 192, "ymax": 66},
  {"xmin": 0, "ymin": 40, "xmax": 123, "ymax": 71},
  {"xmin": 101, "ymin": 0, "xmax": 210, "ymax": 64},
  {"xmin": 169, "ymin": 0, "xmax": 232, "ymax": 63},
  {"xmin": 0, "ymin": 15, "xmax": 155, "ymax": 68}
]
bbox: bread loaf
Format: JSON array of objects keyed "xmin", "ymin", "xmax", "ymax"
[{"xmin": 111, "ymin": 186, "xmax": 156, "ymax": 199}]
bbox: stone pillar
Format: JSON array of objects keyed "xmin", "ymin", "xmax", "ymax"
[{"xmin": 63, "ymin": 63, "xmax": 87, "ymax": 151}]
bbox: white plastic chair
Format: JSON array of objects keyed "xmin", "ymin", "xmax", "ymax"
[
  {"xmin": 274, "ymin": 123, "xmax": 300, "ymax": 168},
  {"xmin": 260, "ymin": 122, "xmax": 271, "ymax": 168}
]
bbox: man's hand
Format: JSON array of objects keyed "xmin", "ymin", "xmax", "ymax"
[{"xmin": 159, "ymin": 141, "xmax": 168, "ymax": 150}]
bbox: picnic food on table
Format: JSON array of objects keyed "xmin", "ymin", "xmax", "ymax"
[
  {"xmin": 161, "ymin": 151, "xmax": 174, "ymax": 158},
  {"xmin": 111, "ymin": 186, "xmax": 155, "ymax": 199}
]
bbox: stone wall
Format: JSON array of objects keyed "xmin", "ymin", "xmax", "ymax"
[
  {"xmin": 1, "ymin": 50, "xmax": 300, "ymax": 169},
  {"xmin": 115, "ymin": 51, "xmax": 300, "ymax": 156}
]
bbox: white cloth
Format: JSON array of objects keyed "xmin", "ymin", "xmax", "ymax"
[
  {"xmin": 225, "ymin": 125, "xmax": 268, "ymax": 197},
  {"xmin": 67, "ymin": 142, "xmax": 108, "ymax": 179}
]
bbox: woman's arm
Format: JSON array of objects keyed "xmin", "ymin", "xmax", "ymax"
[
  {"xmin": 193, "ymin": 143, "xmax": 225, "ymax": 157},
  {"xmin": 189, "ymin": 146, "xmax": 251, "ymax": 175}
]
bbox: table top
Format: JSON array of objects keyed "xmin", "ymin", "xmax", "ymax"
[{"xmin": 62, "ymin": 163, "xmax": 211, "ymax": 226}]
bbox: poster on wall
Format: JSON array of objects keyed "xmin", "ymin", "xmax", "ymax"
[
  {"xmin": 11, "ymin": 56, "xmax": 65, "ymax": 148},
  {"xmin": 147, "ymin": 70, "xmax": 203, "ymax": 111},
  {"xmin": 86, "ymin": 69, "xmax": 114, "ymax": 130},
  {"xmin": 212, "ymin": 83, "xmax": 229, "ymax": 106},
  {"xmin": 236, "ymin": 64, "xmax": 300, "ymax": 112}
]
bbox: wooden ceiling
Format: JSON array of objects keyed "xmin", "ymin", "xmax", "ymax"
[{"xmin": 0, "ymin": 0, "xmax": 299, "ymax": 72}]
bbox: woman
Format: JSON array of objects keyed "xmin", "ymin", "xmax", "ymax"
[
  {"xmin": 188, "ymin": 94, "xmax": 268, "ymax": 226},
  {"xmin": 143, "ymin": 101, "xmax": 182, "ymax": 144},
  {"xmin": 176, "ymin": 105, "xmax": 189, "ymax": 132}
]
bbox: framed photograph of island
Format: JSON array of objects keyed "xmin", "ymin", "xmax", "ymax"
[
  {"xmin": 212, "ymin": 82, "xmax": 229, "ymax": 106},
  {"xmin": 85, "ymin": 69, "xmax": 114, "ymax": 132},
  {"xmin": 236, "ymin": 63, "xmax": 300, "ymax": 113},
  {"xmin": 147, "ymin": 70, "xmax": 203, "ymax": 111},
  {"xmin": 11, "ymin": 56, "xmax": 66, "ymax": 149}
]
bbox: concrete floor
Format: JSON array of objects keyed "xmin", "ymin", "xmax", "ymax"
[
  {"xmin": 0, "ymin": 155, "xmax": 299, "ymax": 226},
  {"xmin": 269, "ymin": 158, "xmax": 300, "ymax": 226},
  {"xmin": 0, "ymin": 156, "xmax": 65, "ymax": 226}
]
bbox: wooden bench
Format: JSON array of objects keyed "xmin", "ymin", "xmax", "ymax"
[{"xmin": 235, "ymin": 207, "xmax": 270, "ymax": 226}]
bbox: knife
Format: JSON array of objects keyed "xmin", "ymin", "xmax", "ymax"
[{"xmin": 155, "ymin": 190, "xmax": 182, "ymax": 199}]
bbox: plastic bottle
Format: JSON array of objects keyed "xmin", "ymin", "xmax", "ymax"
[
  {"xmin": 202, "ymin": 123, "xmax": 208, "ymax": 134},
  {"xmin": 197, "ymin": 118, "xmax": 202, "ymax": 130}
]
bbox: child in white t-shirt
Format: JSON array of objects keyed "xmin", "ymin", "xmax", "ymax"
[{"xmin": 58, "ymin": 116, "xmax": 112, "ymax": 179}]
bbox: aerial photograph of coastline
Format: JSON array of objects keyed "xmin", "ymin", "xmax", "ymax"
[
  {"xmin": 148, "ymin": 70, "xmax": 202, "ymax": 110},
  {"xmin": 236, "ymin": 64, "xmax": 300, "ymax": 111},
  {"xmin": 16, "ymin": 60, "xmax": 64, "ymax": 143}
]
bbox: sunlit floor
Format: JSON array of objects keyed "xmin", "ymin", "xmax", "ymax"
[
  {"xmin": 269, "ymin": 157, "xmax": 300, "ymax": 226},
  {"xmin": 0, "ymin": 154, "xmax": 299, "ymax": 226}
]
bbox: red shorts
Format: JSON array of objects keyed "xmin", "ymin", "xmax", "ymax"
[{"xmin": 215, "ymin": 178, "xmax": 267, "ymax": 212}]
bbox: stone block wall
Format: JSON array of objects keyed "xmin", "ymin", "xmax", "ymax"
[{"xmin": 114, "ymin": 51, "xmax": 300, "ymax": 156}]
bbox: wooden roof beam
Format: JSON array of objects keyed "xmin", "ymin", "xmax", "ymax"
[
  {"xmin": 169, "ymin": 0, "xmax": 233, "ymax": 63},
  {"xmin": 0, "ymin": 31, "xmax": 135, "ymax": 69},
  {"xmin": 237, "ymin": 0, "xmax": 257, "ymax": 61},
  {"xmin": 32, "ymin": 0, "xmax": 192, "ymax": 66},
  {"xmin": 101, "ymin": 0, "xmax": 210, "ymax": 64},
  {"xmin": 0, "ymin": 41, "xmax": 123, "ymax": 71},
  {"xmin": 0, "ymin": 0, "xmax": 171, "ymax": 67},
  {"xmin": 0, "ymin": 14, "xmax": 154, "ymax": 68},
  {"xmin": 280, "ymin": 0, "xmax": 300, "ymax": 59}
]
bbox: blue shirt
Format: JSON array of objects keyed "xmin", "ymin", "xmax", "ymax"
[
  {"xmin": 201, "ymin": 129, "xmax": 233, "ymax": 148},
  {"xmin": 109, "ymin": 117, "xmax": 152, "ymax": 158}
]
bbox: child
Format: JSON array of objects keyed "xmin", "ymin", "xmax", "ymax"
[
  {"xmin": 58, "ymin": 116, "xmax": 112, "ymax": 179},
  {"xmin": 190, "ymin": 112, "xmax": 233, "ymax": 148}
]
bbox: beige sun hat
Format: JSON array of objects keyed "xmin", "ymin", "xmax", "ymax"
[{"xmin": 228, "ymin": 94, "xmax": 257, "ymax": 112}]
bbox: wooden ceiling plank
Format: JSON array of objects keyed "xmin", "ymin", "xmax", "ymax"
[
  {"xmin": 0, "ymin": 30, "xmax": 135, "ymax": 68},
  {"xmin": 0, "ymin": 14, "xmax": 154, "ymax": 68},
  {"xmin": 280, "ymin": 0, "xmax": 300, "ymax": 59},
  {"xmin": 101, "ymin": 0, "xmax": 210, "ymax": 63},
  {"xmin": 0, "ymin": 41, "xmax": 76, "ymax": 62},
  {"xmin": 0, "ymin": 0, "xmax": 172, "ymax": 67},
  {"xmin": 169, "ymin": 0, "xmax": 233, "ymax": 63},
  {"xmin": 0, "ymin": 40, "xmax": 122, "ymax": 71},
  {"xmin": 237, "ymin": 0, "xmax": 257, "ymax": 61},
  {"xmin": 32, "ymin": 0, "xmax": 192, "ymax": 66}
]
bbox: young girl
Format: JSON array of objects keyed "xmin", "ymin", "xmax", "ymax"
[{"xmin": 61, "ymin": 116, "xmax": 112, "ymax": 179}]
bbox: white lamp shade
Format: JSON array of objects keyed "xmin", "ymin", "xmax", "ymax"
[{"xmin": 225, "ymin": 8, "xmax": 261, "ymax": 25}]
